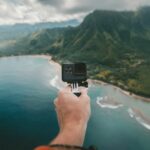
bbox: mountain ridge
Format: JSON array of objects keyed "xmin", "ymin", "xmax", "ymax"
[{"xmin": 0, "ymin": 8, "xmax": 150, "ymax": 97}]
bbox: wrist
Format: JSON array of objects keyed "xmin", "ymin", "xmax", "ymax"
[
  {"xmin": 63, "ymin": 121, "xmax": 87, "ymax": 136},
  {"xmin": 51, "ymin": 122, "xmax": 87, "ymax": 146},
  {"xmin": 64, "ymin": 118, "xmax": 87, "ymax": 129}
]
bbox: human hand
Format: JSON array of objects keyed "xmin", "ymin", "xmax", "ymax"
[
  {"xmin": 35, "ymin": 86, "xmax": 91, "ymax": 149},
  {"xmin": 52, "ymin": 86, "xmax": 91, "ymax": 145},
  {"xmin": 54, "ymin": 86, "xmax": 91, "ymax": 130}
]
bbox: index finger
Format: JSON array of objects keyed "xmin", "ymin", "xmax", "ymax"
[{"xmin": 58, "ymin": 85, "xmax": 72, "ymax": 96}]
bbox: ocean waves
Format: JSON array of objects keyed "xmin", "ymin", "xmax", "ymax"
[
  {"xmin": 96, "ymin": 96, "xmax": 123, "ymax": 109},
  {"xmin": 128, "ymin": 108, "xmax": 150, "ymax": 130},
  {"xmin": 96, "ymin": 95, "xmax": 150, "ymax": 131},
  {"xmin": 50, "ymin": 75, "xmax": 150, "ymax": 132},
  {"xmin": 49, "ymin": 75, "xmax": 66, "ymax": 90}
]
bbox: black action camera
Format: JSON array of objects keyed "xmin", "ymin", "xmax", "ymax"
[
  {"xmin": 62, "ymin": 63, "xmax": 88, "ymax": 96},
  {"xmin": 62, "ymin": 63, "xmax": 87, "ymax": 83}
]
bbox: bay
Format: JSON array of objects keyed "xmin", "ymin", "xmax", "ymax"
[{"xmin": 0, "ymin": 56, "xmax": 150, "ymax": 150}]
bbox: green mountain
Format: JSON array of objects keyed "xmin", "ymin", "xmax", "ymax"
[
  {"xmin": 1, "ymin": 7, "xmax": 150, "ymax": 97},
  {"xmin": 0, "ymin": 20, "xmax": 79, "ymax": 41}
]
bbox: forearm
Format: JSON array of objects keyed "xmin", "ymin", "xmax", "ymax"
[{"xmin": 50, "ymin": 123, "xmax": 87, "ymax": 146}]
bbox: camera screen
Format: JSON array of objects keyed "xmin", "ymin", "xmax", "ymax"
[
  {"xmin": 74, "ymin": 63, "xmax": 86, "ymax": 75},
  {"xmin": 62, "ymin": 63, "xmax": 87, "ymax": 82}
]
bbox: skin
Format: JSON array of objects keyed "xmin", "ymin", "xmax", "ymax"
[
  {"xmin": 50, "ymin": 86, "xmax": 91, "ymax": 146},
  {"xmin": 35, "ymin": 86, "xmax": 91, "ymax": 150}
]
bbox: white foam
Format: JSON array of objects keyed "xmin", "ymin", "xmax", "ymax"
[
  {"xmin": 96, "ymin": 96, "xmax": 123, "ymax": 109},
  {"xmin": 97, "ymin": 96, "xmax": 103, "ymax": 101},
  {"xmin": 136, "ymin": 117, "xmax": 150, "ymax": 130},
  {"xmin": 128, "ymin": 108, "xmax": 134, "ymax": 118},
  {"xmin": 50, "ymin": 75, "xmax": 66, "ymax": 90},
  {"xmin": 128, "ymin": 108, "xmax": 150, "ymax": 130}
]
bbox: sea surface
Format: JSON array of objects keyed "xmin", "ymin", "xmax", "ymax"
[{"xmin": 0, "ymin": 56, "xmax": 150, "ymax": 150}]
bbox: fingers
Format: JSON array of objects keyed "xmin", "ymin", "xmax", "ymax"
[
  {"xmin": 59, "ymin": 86, "xmax": 88, "ymax": 96},
  {"xmin": 57, "ymin": 85, "xmax": 72, "ymax": 98},
  {"xmin": 60, "ymin": 85, "xmax": 72, "ymax": 94},
  {"xmin": 56, "ymin": 86, "xmax": 90, "ymax": 104},
  {"xmin": 79, "ymin": 87, "xmax": 90, "ymax": 101}
]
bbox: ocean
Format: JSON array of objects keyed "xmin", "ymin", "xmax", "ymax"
[{"xmin": 0, "ymin": 56, "xmax": 150, "ymax": 150}]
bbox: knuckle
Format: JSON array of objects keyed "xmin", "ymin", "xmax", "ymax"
[
  {"xmin": 54, "ymin": 98, "xmax": 58, "ymax": 106},
  {"xmin": 58, "ymin": 90, "xmax": 62, "ymax": 95},
  {"xmin": 58, "ymin": 90, "xmax": 64, "ymax": 97}
]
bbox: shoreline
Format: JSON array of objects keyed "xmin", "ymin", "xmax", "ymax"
[
  {"xmin": 0, "ymin": 54, "xmax": 52, "ymax": 60},
  {"xmin": 0, "ymin": 54, "xmax": 150, "ymax": 102},
  {"xmin": 88, "ymin": 79, "xmax": 150, "ymax": 102}
]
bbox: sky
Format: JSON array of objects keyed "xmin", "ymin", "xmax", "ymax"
[{"xmin": 0, "ymin": 0, "xmax": 150, "ymax": 25}]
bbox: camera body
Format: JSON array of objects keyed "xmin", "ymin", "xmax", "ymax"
[
  {"xmin": 62, "ymin": 63, "xmax": 87, "ymax": 83},
  {"xmin": 62, "ymin": 63, "xmax": 88, "ymax": 97}
]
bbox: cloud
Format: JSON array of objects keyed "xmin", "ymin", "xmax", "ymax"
[
  {"xmin": 0, "ymin": 0, "xmax": 150, "ymax": 25},
  {"xmin": 37, "ymin": 0, "xmax": 63, "ymax": 7},
  {"xmin": 37, "ymin": 0, "xmax": 150, "ymax": 13}
]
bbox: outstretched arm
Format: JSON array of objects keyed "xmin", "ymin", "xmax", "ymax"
[
  {"xmin": 35, "ymin": 86, "xmax": 91, "ymax": 150},
  {"xmin": 51, "ymin": 86, "xmax": 91, "ymax": 146}
]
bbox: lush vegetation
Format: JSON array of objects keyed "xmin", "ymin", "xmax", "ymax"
[{"xmin": 0, "ymin": 7, "xmax": 150, "ymax": 97}]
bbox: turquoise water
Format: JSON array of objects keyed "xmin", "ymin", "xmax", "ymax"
[{"xmin": 0, "ymin": 56, "xmax": 150, "ymax": 150}]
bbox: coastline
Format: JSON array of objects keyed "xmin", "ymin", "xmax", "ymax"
[
  {"xmin": 88, "ymin": 79, "xmax": 150, "ymax": 102},
  {"xmin": 0, "ymin": 54, "xmax": 150, "ymax": 102}
]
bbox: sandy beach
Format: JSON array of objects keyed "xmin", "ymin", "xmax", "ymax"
[
  {"xmin": 28, "ymin": 55, "xmax": 150, "ymax": 102},
  {"xmin": 1, "ymin": 54, "xmax": 150, "ymax": 102},
  {"xmin": 88, "ymin": 79, "xmax": 150, "ymax": 102}
]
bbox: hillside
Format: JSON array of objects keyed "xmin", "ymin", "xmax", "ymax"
[
  {"xmin": 0, "ymin": 20, "xmax": 79, "ymax": 41},
  {"xmin": 0, "ymin": 20, "xmax": 79, "ymax": 55},
  {"xmin": 1, "ymin": 7, "xmax": 150, "ymax": 97}
]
